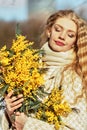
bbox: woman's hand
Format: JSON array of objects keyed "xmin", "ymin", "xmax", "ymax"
[
  {"xmin": 14, "ymin": 112, "xmax": 28, "ymax": 130},
  {"xmin": 5, "ymin": 91, "xmax": 24, "ymax": 122}
]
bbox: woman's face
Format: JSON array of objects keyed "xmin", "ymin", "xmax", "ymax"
[{"xmin": 48, "ymin": 17, "xmax": 77, "ymax": 52}]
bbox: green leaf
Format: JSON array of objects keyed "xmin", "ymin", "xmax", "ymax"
[
  {"xmin": 0, "ymin": 84, "xmax": 9, "ymax": 96},
  {"xmin": 28, "ymin": 102, "xmax": 41, "ymax": 111},
  {"xmin": 58, "ymin": 115, "xmax": 62, "ymax": 121},
  {"xmin": 0, "ymin": 77, "xmax": 4, "ymax": 83},
  {"xmin": 15, "ymin": 23, "xmax": 22, "ymax": 36},
  {"xmin": 8, "ymin": 49, "xmax": 15, "ymax": 57},
  {"xmin": 38, "ymin": 68, "xmax": 48, "ymax": 74}
]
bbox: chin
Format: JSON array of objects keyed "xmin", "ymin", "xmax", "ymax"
[{"xmin": 51, "ymin": 47, "xmax": 60, "ymax": 52}]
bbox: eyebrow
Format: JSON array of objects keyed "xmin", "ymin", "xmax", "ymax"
[{"xmin": 54, "ymin": 24, "xmax": 76, "ymax": 34}]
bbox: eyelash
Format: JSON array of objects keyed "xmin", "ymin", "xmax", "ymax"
[
  {"xmin": 68, "ymin": 34, "xmax": 75, "ymax": 38},
  {"xmin": 55, "ymin": 27, "xmax": 75, "ymax": 38},
  {"xmin": 55, "ymin": 28, "xmax": 61, "ymax": 32}
]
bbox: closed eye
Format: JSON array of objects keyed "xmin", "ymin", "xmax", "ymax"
[
  {"xmin": 55, "ymin": 28, "xmax": 61, "ymax": 32},
  {"xmin": 68, "ymin": 33, "xmax": 75, "ymax": 38},
  {"xmin": 54, "ymin": 25, "xmax": 62, "ymax": 32}
]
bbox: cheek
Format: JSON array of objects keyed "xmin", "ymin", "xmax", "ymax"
[
  {"xmin": 65, "ymin": 44, "xmax": 73, "ymax": 51},
  {"xmin": 50, "ymin": 30, "xmax": 57, "ymax": 39},
  {"xmin": 67, "ymin": 38, "xmax": 76, "ymax": 46},
  {"xmin": 49, "ymin": 34, "xmax": 55, "ymax": 43},
  {"xmin": 67, "ymin": 43, "xmax": 74, "ymax": 49}
]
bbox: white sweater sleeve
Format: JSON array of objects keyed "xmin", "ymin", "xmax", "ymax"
[
  {"xmin": 2, "ymin": 113, "xmax": 55, "ymax": 130},
  {"xmin": 1, "ymin": 113, "xmax": 12, "ymax": 130},
  {"xmin": 23, "ymin": 117, "xmax": 55, "ymax": 130}
]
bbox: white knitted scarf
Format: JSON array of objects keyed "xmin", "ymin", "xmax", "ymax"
[{"xmin": 42, "ymin": 42, "xmax": 76, "ymax": 67}]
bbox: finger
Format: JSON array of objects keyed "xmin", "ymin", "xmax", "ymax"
[
  {"xmin": 5, "ymin": 96, "xmax": 16, "ymax": 108},
  {"xmin": 11, "ymin": 94, "xmax": 23, "ymax": 102},
  {"xmin": 15, "ymin": 111, "xmax": 21, "ymax": 116},
  {"xmin": 12, "ymin": 122, "xmax": 15, "ymax": 127},
  {"xmin": 5, "ymin": 95, "xmax": 23, "ymax": 104},
  {"xmin": 12, "ymin": 123, "xmax": 16, "ymax": 130},
  {"xmin": 6, "ymin": 91, "xmax": 14, "ymax": 98},
  {"xmin": 6, "ymin": 101, "xmax": 23, "ymax": 115},
  {"xmin": 6, "ymin": 103, "xmax": 22, "ymax": 116},
  {"xmin": 11, "ymin": 96, "xmax": 23, "ymax": 102},
  {"xmin": 15, "ymin": 112, "xmax": 25, "ymax": 117},
  {"xmin": 11, "ymin": 98, "xmax": 24, "ymax": 107},
  {"xmin": 11, "ymin": 103, "xmax": 23, "ymax": 111},
  {"xmin": 5, "ymin": 98, "xmax": 23, "ymax": 115},
  {"xmin": 17, "ymin": 94, "xmax": 23, "ymax": 98}
]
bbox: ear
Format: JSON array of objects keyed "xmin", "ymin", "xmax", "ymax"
[{"xmin": 46, "ymin": 29, "xmax": 51, "ymax": 38}]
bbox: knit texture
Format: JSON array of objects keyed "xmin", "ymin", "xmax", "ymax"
[{"xmin": 2, "ymin": 43, "xmax": 87, "ymax": 130}]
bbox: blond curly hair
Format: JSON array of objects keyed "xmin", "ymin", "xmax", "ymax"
[{"xmin": 40, "ymin": 10, "xmax": 87, "ymax": 101}]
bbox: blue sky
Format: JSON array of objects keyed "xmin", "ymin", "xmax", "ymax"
[
  {"xmin": 0, "ymin": 0, "xmax": 86, "ymax": 21},
  {"xmin": 0, "ymin": 7, "xmax": 28, "ymax": 21},
  {"xmin": 55, "ymin": 0, "xmax": 87, "ymax": 10},
  {"xmin": 0, "ymin": 0, "xmax": 28, "ymax": 21}
]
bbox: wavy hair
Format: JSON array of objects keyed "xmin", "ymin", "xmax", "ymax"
[{"xmin": 40, "ymin": 10, "xmax": 87, "ymax": 101}]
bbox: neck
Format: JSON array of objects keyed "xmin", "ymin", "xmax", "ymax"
[{"xmin": 42, "ymin": 42, "xmax": 76, "ymax": 66}]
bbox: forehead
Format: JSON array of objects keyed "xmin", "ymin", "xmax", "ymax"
[{"xmin": 54, "ymin": 17, "xmax": 77, "ymax": 32}]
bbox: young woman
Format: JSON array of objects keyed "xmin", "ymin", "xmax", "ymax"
[{"xmin": 2, "ymin": 10, "xmax": 87, "ymax": 130}]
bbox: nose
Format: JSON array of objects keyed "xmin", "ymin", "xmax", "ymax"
[{"xmin": 59, "ymin": 31, "xmax": 66, "ymax": 40}]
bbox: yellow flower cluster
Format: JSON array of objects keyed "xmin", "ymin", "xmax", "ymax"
[
  {"xmin": 36, "ymin": 87, "xmax": 72, "ymax": 130},
  {"xmin": 0, "ymin": 35, "xmax": 45, "ymax": 114},
  {"xmin": 0, "ymin": 35, "xmax": 72, "ymax": 129}
]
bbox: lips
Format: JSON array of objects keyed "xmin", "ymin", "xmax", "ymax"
[{"xmin": 55, "ymin": 41, "xmax": 65, "ymax": 46}]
